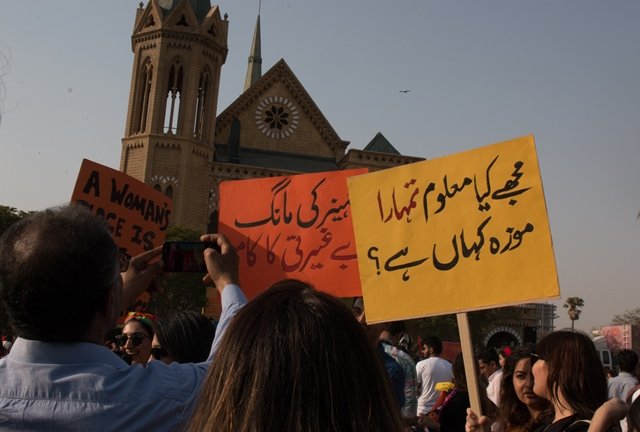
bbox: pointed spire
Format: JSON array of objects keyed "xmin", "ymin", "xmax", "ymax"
[{"xmin": 244, "ymin": 10, "xmax": 262, "ymax": 91}]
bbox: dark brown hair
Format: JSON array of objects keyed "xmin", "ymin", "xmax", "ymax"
[
  {"xmin": 187, "ymin": 279, "xmax": 405, "ymax": 432},
  {"xmin": 451, "ymin": 353, "xmax": 496, "ymax": 416},
  {"xmin": 498, "ymin": 348, "xmax": 552, "ymax": 430},
  {"xmin": 154, "ymin": 311, "xmax": 214, "ymax": 363},
  {"xmin": 536, "ymin": 330, "xmax": 607, "ymax": 419}
]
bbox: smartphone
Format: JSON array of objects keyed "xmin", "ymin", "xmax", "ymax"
[{"xmin": 162, "ymin": 241, "xmax": 220, "ymax": 273}]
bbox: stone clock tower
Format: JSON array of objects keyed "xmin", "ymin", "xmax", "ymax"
[{"xmin": 120, "ymin": 0, "xmax": 228, "ymax": 230}]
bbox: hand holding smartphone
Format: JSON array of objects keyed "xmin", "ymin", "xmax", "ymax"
[{"xmin": 162, "ymin": 241, "xmax": 221, "ymax": 273}]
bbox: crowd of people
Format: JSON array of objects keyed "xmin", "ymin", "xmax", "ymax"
[{"xmin": 0, "ymin": 204, "xmax": 638, "ymax": 431}]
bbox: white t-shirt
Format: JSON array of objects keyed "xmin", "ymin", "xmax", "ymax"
[
  {"xmin": 486, "ymin": 368, "xmax": 503, "ymax": 406},
  {"xmin": 415, "ymin": 356, "xmax": 452, "ymax": 415}
]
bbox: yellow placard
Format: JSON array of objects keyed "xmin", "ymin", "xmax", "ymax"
[{"xmin": 347, "ymin": 136, "xmax": 559, "ymax": 322}]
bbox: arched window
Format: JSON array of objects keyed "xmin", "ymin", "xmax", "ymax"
[
  {"xmin": 135, "ymin": 58, "xmax": 153, "ymax": 134},
  {"xmin": 176, "ymin": 14, "xmax": 188, "ymax": 27},
  {"xmin": 193, "ymin": 68, "xmax": 210, "ymax": 139},
  {"xmin": 165, "ymin": 185, "xmax": 174, "ymax": 199},
  {"xmin": 229, "ymin": 117, "xmax": 241, "ymax": 163},
  {"xmin": 164, "ymin": 59, "xmax": 184, "ymax": 134},
  {"xmin": 154, "ymin": 184, "xmax": 162, "ymax": 191},
  {"xmin": 145, "ymin": 14, "xmax": 156, "ymax": 27}
]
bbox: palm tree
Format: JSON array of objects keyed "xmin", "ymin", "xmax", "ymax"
[{"xmin": 563, "ymin": 297, "xmax": 585, "ymax": 330}]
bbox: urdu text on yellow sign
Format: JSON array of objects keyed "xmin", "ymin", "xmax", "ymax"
[{"xmin": 347, "ymin": 136, "xmax": 560, "ymax": 323}]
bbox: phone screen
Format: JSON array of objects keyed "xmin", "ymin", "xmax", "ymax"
[{"xmin": 162, "ymin": 241, "xmax": 219, "ymax": 273}]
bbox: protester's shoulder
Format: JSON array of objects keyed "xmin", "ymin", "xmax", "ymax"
[
  {"xmin": 544, "ymin": 416, "xmax": 590, "ymax": 432},
  {"xmin": 6, "ymin": 349, "xmax": 206, "ymax": 396},
  {"xmin": 415, "ymin": 358, "xmax": 430, "ymax": 371},
  {"xmin": 394, "ymin": 348, "xmax": 416, "ymax": 366},
  {"xmin": 0, "ymin": 357, "xmax": 9, "ymax": 377},
  {"xmin": 450, "ymin": 389, "xmax": 470, "ymax": 407},
  {"xmin": 564, "ymin": 420, "xmax": 590, "ymax": 432},
  {"xmin": 143, "ymin": 360, "xmax": 208, "ymax": 390},
  {"xmin": 418, "ymin": 356, "xmax": 436, "ymax": 367},
  {"xmin": 380, "ymin": 349, "xmax": 401, "ymax": 369},
  {"xmin": 436, "ymin": 356, "xmax": 452, "ymax": 368},
  {"xmin": 100, "ymin": 359, "xmax": 209, "ymax": 401},
  {"xmin": 608, "ymin": 374, "xmax": 623, "ymax": 384}
]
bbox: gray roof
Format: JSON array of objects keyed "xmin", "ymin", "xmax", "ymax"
[
  {"xmin": 363, "ymin": 132, "xmax": 401, "ymax": 155},
  {"xmin": 157, "ymin": 0, "xmax": 212, "ymax": 23}
]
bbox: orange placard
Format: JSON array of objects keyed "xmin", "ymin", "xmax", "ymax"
[
  {"xmin": 71, "ymin": 159, "xmax": 172, "ymax": 309},
  {"xmin": 219, "ymin": 169, "xmax": 367, "ymax": 299}
]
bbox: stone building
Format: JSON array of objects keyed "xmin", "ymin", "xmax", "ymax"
[
  {"xmin": 120, "ymin": 1, "xmax": 229, "ymax": 230},
  {"xmin": 120, "ymin": 0, "xmax": 422, "ymax": 232},
  {"xmin": 482, "ymin": 302, "xmax": 557, "ymax": 348},
  {"xmin": 600, "ymin": 324, "xmax": 640, "ymax": 353},
  {"xmin": 118, "ymin": 0, "xmax": 556, "ymax": 335}
]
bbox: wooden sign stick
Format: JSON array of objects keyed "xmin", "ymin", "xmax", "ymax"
[{"xmin": 457, "ymin": 312, "xmax": 482, "ymax": 416}]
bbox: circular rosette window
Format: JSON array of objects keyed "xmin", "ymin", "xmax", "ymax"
[{"xmin": 255, "ymin": 96, "xmax": 299, "ymax": 139}]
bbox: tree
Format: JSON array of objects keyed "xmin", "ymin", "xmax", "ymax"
[
  {"xmin": 407, "ymin": 314, "xmax": 459, "ymax": 345},
  {"xmin": 611, "ymin": 307, "xmax": 640, "ymax": 326},
  {"xmin": 563, "ymin": 297, "xmax": 584, "ymax": 330},
  {"xmin": 0, "ymin": 205, "xmax": 32, "ymax": 236},
  {"xmin": 0, "ymin": 205, "xmax": 32, "ymax": 336}
]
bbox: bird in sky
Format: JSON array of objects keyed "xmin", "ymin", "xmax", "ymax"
[{"xmin": 399, "ymin": 90, "xmax": 410, "ymax": 93}]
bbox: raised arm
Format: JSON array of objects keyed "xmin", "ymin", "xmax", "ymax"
[
  {"xmin": 120, "ymin": 246, "xmax": 163, "ymax": 310},
  {"xmin": 199, "ymin": 233, "xmax": 247, "ymax": 357}
]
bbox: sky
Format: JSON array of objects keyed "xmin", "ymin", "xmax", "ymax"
[{"xmin": 1, "ymin": 1, "xmax": 638, "ymax": 333}]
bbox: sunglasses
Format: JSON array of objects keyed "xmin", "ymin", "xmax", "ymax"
[
  {"xmin": 150, "ymin": 346, "xmax": 169, "ymax": 360},
  {"xmin": 116, "ymin": 332, "xmax": 148, "ymax": 347},
  {"xmin": 530, "ymin": 352, "xmax": 545, "ymax": 365}
]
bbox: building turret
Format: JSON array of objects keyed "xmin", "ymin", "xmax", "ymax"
[{"xmin": 120, "ymin": 0, "xmax": 228, "ymax": 230}]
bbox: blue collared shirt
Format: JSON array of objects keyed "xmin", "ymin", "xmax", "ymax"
[{"xmin": 0, "ymin": 284, "xmax": 246, "ymax": 431}]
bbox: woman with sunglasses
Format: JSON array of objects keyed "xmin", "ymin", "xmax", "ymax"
[{"xmin": 118, "ymin": 312, "xmax": 155, "ymax": 366}]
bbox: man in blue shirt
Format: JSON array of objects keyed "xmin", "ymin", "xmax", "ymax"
[
  {"xmin": 608, "ymin": 349, "xmax": 639, "ymax": 400},
  {"xmin": 352, "ymin": 297, "xmax": 406, "ymax": 409},
  {"xmin": 0, "ymin": 205, "xmax": 246, "ymax": 431}
]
